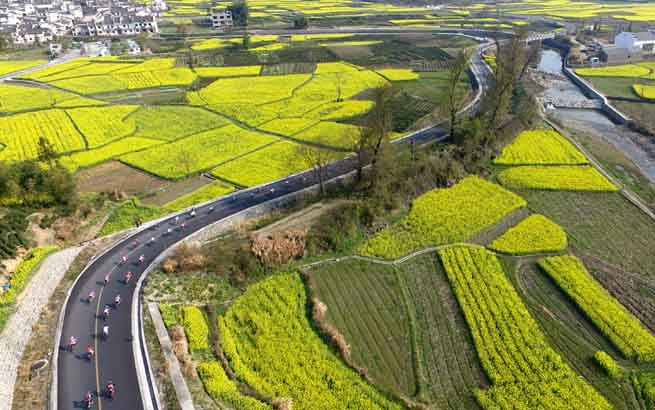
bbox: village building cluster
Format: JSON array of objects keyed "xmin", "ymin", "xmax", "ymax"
[{"xmin": 0, "ymin": 0, "xmax": 166, "ymax": 45}]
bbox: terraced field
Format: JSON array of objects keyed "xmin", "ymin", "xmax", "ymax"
[
  {"xmin": 310, "ymin": 260, "xmax": 417, "ymax": 397},
  {"xmin": 310, "ymin": 255, "xmax": 487, "ymax": 408}
]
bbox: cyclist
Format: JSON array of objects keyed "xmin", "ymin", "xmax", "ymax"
[
  {"xmin": 120, "ymin": 255, "xmax": 128, "ymax": 265},
  {"xmin": 106, "ymin": 381, "xmax": 116, "ymax": 400},
  {"xmin": 138, "ymin": 254, "xmax": 145, "ymax": 264},
  {"xmin": 86, "ymin": 344, "xmax": 94, "ymax": 360},
  {"xmin": 68, "ymin": 335, "xmax": 77, "ymax": 351},
  {"xmin": 83, "ymin": 391, "xmax": 94, "ymax": 409},
  {"xmin": 114, "ymin": 294, "xmax": 121, "ymax": 307},
  {"xmin": 104, "ymin": 273, "xmax": 111, "ymax": 286},
  {"xmin": 102, "ymin": 305, "xmax": 110, "ymax": 320},
  {"xmin": 124, "ymin": 271, "xmax": 133, "ymax": 284},
  {"xmin": 180, "ymin": 222, "xmax": 186, "ymax": 230},
  {"xmin": 87, "ymin": 290, "xmax": 96, "ymax": 303}
]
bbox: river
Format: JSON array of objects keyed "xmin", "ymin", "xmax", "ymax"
[{"xmin": 536, "ymin": 49, "xmax": 655, "ymax": 183}]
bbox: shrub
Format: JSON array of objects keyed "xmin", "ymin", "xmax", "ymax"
[
  {"xmin": 594, "ymin": 351, "xmax": 623, "ymax": 380},
  {"xmin": 160, "ymin": 304, "xmax": 179, "ymax": 328},
  {"xmin": 181, "ymin": 306, "xmax": 210, "ymax": 351}
]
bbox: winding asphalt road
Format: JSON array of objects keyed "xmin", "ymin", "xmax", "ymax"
[{"xmin": 54, "ymin": 42, "xmax": 492, "ymax": 410}]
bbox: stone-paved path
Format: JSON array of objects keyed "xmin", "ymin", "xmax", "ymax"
[{"xmin": 0, "ymin": 246, "xmax": 84, "ymax": 410}]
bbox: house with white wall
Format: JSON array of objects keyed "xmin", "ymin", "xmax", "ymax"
[{"xmin": 615, "ymin": 31, "xmax": 655, "ymax": 54}]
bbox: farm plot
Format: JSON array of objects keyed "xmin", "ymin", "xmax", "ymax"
[
  {"xmin": 181, "ymin": 305, "xmax": 210, "ymax": 351},
  {"xmin": 188, "ymin": 73, "xmax": 311, "ymax": 125},
  {"xmin": 0, "ymin": 109, "xmax": 86, "ymax": 161},
  {"xmin": 539, "ymin": 255, "xmax": 655, "ymax": 362},
  {"xmin": 39, "ymin": 61, "xmax": 137, "ymax": 82},
  {"xmin": 121, "ymin": 124, "xmax": 278, "ymax": 179},
  {"xmin": 292, "ymin": 121, "xmax": 361, "ymax": 148},
  {"xmin": 518, "ymin": 190, "xmax": 655, "ymax": 277},
  {"xmin": 397, "ymin": 254, "xmax": 487, "ymax": 409},
  {"xmin": 197, "ymin": 362, "xmax": 271, "ymax": 410},
  {"xmin": 0, "ymin": 83, "xmax": 105, "ymax": 113},
  {"xmin": 115, "ymin": 58, "xmax": 175, "ymax": 73},
  {"xmin": 163, "ymin": 181, "xmax": 235, "ymax": 211},
  {"xmin": 576, "ymin": 64, "xmax": 654, "ymax": 79},
  {"xmin": 0, "ymin": 60, "xmax": 46, "ymax": 76},
  {"xmin": 359, "ymin": 176, "xmax": 527, "ymax": 259},
  {"xmin": 375, "ymin": 69, "xmax": 419, "ymax": 81},
  {"xmin": 497, "ymin": 166, "xmax": 618, "ymax": 191},
  {"xmin": 19, "ymin": 59, "xmax": 92, "ymax": 81},
  {"xmin": 60, "ymin": 137, "xmax": 162, "ymax": 172},
  {"xmin": 130, "ymin": 106, "xmax": 228, "ymax": 141},
  {"xmin": 211, "ymin": 141, "xmax": 319, "ymax": 187},
  {"xmin": 493, "ymin": 129, "xmax": 588, "ymax": 165},
  {"xmin": 309, "ymin": 260, "xmax": 416, "ymax": 397},
  {"xmin": 511, "ymin": 262, "xmax": 639, "ymax": 410},
  {"xmin": 193, "ymin": 65, "xmax": 261, "ymax": 78},
  {"xmin": 66, "ymin": 105, "xmax": 139, "ymax": 147},
  {"xmin": 489, "ymin": 214, "xmax": 568, "ymax": 255},
  {"xmin": 219, "ymin": 272, "xmax": 403, "ymax": 410},
  {"xmin": 44, "ymin": 65, "xmax": 197, "ymax": 94},
  {"xmin": 438, "ymin": 245, "xmax": 612, "ymax": 410},
  {"xmin": 633, "ymin": 84, "xmax": 655, "ymax": 100}
]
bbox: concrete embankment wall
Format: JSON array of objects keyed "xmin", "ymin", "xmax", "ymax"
[{"xmin": 542, "ymin": 39, "xmax": 630, "ymax": 125}]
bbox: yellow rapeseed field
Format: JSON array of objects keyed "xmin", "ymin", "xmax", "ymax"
[{"xmin": 494, "ymin": 129, "xmax": 588, "ymax": 165}]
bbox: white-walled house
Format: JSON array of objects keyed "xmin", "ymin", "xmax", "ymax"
[{"xmin": 615, "ymin": 31, "xmax": 655, "ymax": 54}]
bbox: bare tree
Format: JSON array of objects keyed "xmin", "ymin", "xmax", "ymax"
[
  {"xmin": 177, "ymin": 146, "xmax": 196, "ymax": 177},
  {"xmin": 296, "ymin": 141, "xmax": 340, "ymax": 196},
  {"xmin": 484, "ymin": 28, "xmax": 540, "ymax": 131},
  {"xmin": 365, "ymin": 85, "xmax": 393, "ymax": 190},
  {"xmin": 444, "ymin": 49, "xmax": 472, "ymax": 142}
]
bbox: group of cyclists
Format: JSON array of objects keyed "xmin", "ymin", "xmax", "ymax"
[
  {"xmin": 70, "ymin": 207, "xmax": 204, "ymax": 408},
  {"xmin": 71, "ymin": 253, "xmax": 135, "ymax": 408}
]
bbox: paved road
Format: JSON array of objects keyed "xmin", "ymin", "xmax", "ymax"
[
  {"xmin": 55, "ymin": 42, "xmax": 492, "ymax": 410},
  {"xmin": 0, "ymin": 50, "xmax": 80, "ymax": 83}
]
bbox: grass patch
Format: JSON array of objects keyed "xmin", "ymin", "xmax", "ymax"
[{"xmin": 100, "ymin": 198, "xmax": 166, "ymax": 236}]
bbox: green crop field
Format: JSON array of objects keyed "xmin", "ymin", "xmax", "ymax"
[
  {"xmin": 310, "ymin": 255, "xmax": 487, "ymax": 408},
  {"xmin": 310, "ymin": 260, "xmax": 416, "ymax": 397},
  {"xmin": 518, "ymin": 190, "xmax": 655, "ymax": 277},
  {"xmin": 509, "ymin": 262, "xmax": 641, "ymax": 410}
]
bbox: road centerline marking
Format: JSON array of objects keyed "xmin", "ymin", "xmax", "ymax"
[{"xmin": 94, "ymin": 285, "xmax": 105, "ymax": 410}]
